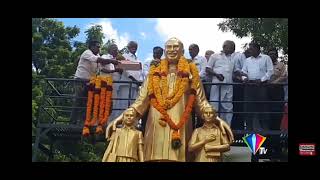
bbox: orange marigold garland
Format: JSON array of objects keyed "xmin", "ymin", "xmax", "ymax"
[
  {"xmin": 90, "ymin": 78, "xmax": 101, "ymax": 126},
  {"xmin": 98, "ymin": 80, "xmax": 107, "ymax": 123},
  {"xmin": 150, "ymin": 56, "xmax": 193, "ymax": 110},
  {"xmin": 96, "ymin": 77, "xmax": 107, "ymax": 134},
  {"xmin": 82, "ymin": 77, "xmax": 95, "ymax": 136},
  {"xmin": 82, "ymin": 75, "xmax": 113, "ymax": 136},
  {"xmin": 160, "ymin": 60, "xmax": 169, "ymax": 100},
  {"xmin": 96, "ymin": 76, "xmax": 113, "ymax": 134},
  {"xmin": 147, "ymin": 56, "xmax": 200, "ymax": 149}
]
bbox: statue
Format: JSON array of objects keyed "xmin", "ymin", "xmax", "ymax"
[
  {"xmin": 188, "ymin": 105, "xmax": 232, "ymax": 162},
  {"xmin": 102, "ymin": 107, "xmax": 144, "ymax": 162},
  {"xmin": 106, "ymin": 37, "xmax": 233, "ymax": 162}
]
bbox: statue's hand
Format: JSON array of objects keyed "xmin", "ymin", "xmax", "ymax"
[
  {"xmin": 106, "ymin": 118, "xmax": 122, "ymax": 140},
  {"xmin": 204, "ymin": 134, "xmax": 216, "ymax": 143}
]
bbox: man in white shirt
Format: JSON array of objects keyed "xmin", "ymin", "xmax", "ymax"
[
  {"xmin": 71, "ymin": 40, "xmax": 120, "ymax": 124},
  {"xmin": 142, "ymin": 46, "xmax": 163, "ymax": 80},
  {"xmin": 115, "ymin": 41, "xmax": 143, "ymax": 116},
  {"xmin": 100, "ymin": 44, "xmax": 126, "ymax": 123},
  {"xmin": 206, "ymin": 40, "xmax": 239, "ymax": 126},
  {"xmin": 189, "ymin": 44, "xmax": 209, "ymax": 129},
  {"xmin": 74, "ymin": 40, "xmax": 119, "ymax": 81},
  {"xmin": 189, "ymin": 44, "xmax": 207, "ymax": 80},
  {"xmin": 231, "ymin": 49, "xmax": 251, "ymax": 130},
  {"xmin": 203, "ymin": 50, "xmax": 215, "ymax": 98},
  {"xmin": 100, "ymin": 44, "xmax": 123, "ymax": 75},
  {"xmin": 241, "ymin": 42, "xmax": 274, "ymax": 130}
]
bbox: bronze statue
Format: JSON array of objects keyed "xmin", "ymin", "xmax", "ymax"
[
  {"xmin": 188, "ymin": 105, "xmax": 232, "ymax": 162},
  {"xmin": 106, "ymin": 37, "xmax": 233, "ymax": 162},
  {"xmin": 102, "ymin": 107, "xmax": 144, "ymax": 162}
]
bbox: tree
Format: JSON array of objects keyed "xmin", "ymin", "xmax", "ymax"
[
  {"xmin": 85, "ymin": 25, "xmax": 104, "ymax": 45},
  {"xmin": 32, "ymin": 18, "xmax": 80, "ymax": 77},
  {"xmin": 32, "ymin": 18, "xmax": 81, "ymax": 161},
  {"xmin": 32, "ymin": 19, "xmax": 115, "ymax": 162},
  {"xmin": 218, "ymin": 18, "xmax": 288, "ymax": 55},
  {"xmin": 72, "ymin": 25, "xmax": 106, "ymax": 70},
  {"xmin": 32, "ymin": 17, "xmax": 80, "ymax": 133}
]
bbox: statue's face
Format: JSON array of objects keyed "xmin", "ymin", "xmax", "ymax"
[
  {"xmin": 165, "ymin": 38, "xmax": 183, "ymax": 63},
  {"xmin": 123, "ymin": 109, "xmax": 136, "ymax": 125},
  {"xmin": 203, "ymin": 107, "xmax": 216, "ymax": 123}
]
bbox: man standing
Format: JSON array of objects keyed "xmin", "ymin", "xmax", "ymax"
[
  {"xmin": 189, "ymin": 44, "xmax": 207, "ymax": 81},
  {"xmin": 70, "ymin": 40, "xmax": 119, "ymax": 124},
  {"xmin": 267, "ymin": 48, "xmax": 287, "ymax": 130},
  {"xmin": 142, "ymin": 46, "xmax": 164, "ymax": 80},
  {"xmin": 115, "ymin": 41, "xmax": 143, "ymax": 114},
  {"xmin": 100, "ymin": 44, "xmax": 124, "ymax": 122},
  {"xmin": 75, "ymin": 40, "xmax": 119, "ymax": 81},
  {"xmin": 241, "ymin": 42, "xmax": 274, "ymax": 130},
  {"xmin": 206, "ymin": 40, "xmax": 238, "ymax": 126},
  {"xmin": 231, "ymin": 49, "xmax": 250, "ymax": 130},
  {"xmin": 203, "ymin": 50, "xmax": 215, "ymax": 98}
]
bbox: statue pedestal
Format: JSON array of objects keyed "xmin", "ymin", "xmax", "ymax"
[{"xmin": 222, "ymin": 146, "xmax": 251, "ymax": 162}]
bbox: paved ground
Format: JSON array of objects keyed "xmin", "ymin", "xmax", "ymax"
[{"xmin": 223, "ymin": 146, "xmax": 252, "ymax": 162}]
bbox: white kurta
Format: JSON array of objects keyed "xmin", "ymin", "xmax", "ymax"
[
  {"xmin": 112, "ymin": 52, "xmax": 143, "ymax": 122},
  {"xmin": 74, "ymin": 49, "xmax": 100, "ymax": 80},
  {"xmin": 206, "ymin": 52, "xmax": 238, "ymax": 125}
]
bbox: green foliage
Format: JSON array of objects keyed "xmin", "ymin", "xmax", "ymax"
[
  {"xmin": 32, "ymin": 19, "xmax": 113, "ymax": 162},
  {"xmin": 52, "ymin": 140, "xmax": 107, "ymax": 162},
  {"xmin": 85, "ymin": 25, "xmax": 105, "ymax": 45},
  {"xmin": 218, "ymin": 18, "xmax": 288, "ymax": 55},
  {"xmin": 32, "ymin": 18, "xmax": 80, "ymax": 78}
]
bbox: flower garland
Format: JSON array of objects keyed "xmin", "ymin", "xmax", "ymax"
[
  {"xmin": 90, "ymin": 77, "xmax": 101, "ymax": 126},
  {"xmin": 147, "ymin": 56, "xmax": 200, "ymax": 148},
  {"xmin": 82, "ymin": 77, "xmax": 95, "ymax": 137},
  {"xmin": 164, "ymin": 58, "xmax": 190, "ymax": 109},
  {"xmin": 150, "ymin": 56, "xmax": 192, "ymax": 110},
  {"xmin": 82, "ymin": 75, "xmax": 113, "ymax": 136},
  {"xmin": 96, "ymin": 76, "xmax": 113, "ymax": 134}
]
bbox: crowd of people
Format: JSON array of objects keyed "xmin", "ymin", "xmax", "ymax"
[{"xmin": 71, "ymin": 39, "xmax": 288, "ymax": 132}]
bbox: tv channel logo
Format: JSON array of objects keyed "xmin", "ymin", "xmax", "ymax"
[{"xmin": 243, "ymin": 134, "xmax": 267, "ymax": 155}]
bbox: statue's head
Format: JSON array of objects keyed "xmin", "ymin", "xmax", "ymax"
[
  {"xmin": 123, "ymin": 107, "xmax": 137, "ymax": 126},
  {"xmin": 165, "ymin": 37, "xmax": 184, "ymax": 64},
  {"xmin": 201, "ymin": 105, "xmax": 218, "ymax": 124}
]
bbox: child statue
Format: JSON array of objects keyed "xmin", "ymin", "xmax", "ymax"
[
  {"xmin": 188, "ymin": 105, "xmax": 232, "ymax": 162},
  {"xmin": 102, "ymin": 107, "xmax": 144, "ymax": 162}
]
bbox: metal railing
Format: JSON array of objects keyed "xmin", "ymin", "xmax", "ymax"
[{"xmin": 33, "ymin": 78, "xmax": 288, "ymax": 162}]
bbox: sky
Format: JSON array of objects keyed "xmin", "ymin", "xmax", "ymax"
[{"xmin": 56, "ymin": 18, "xmax": 252, "ymax": 63}]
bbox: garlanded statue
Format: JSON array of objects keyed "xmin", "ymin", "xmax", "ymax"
[
  {"xmin": 106, "ymin": 37, "xmax": 233, "ymax": 162},
  {"xmin": 188, "ymin": 104, "xmax": 232, "ymax": 162},
  {"xmin": 102, "ymin": 107, "xmax": 144, "ymax": 162}
]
